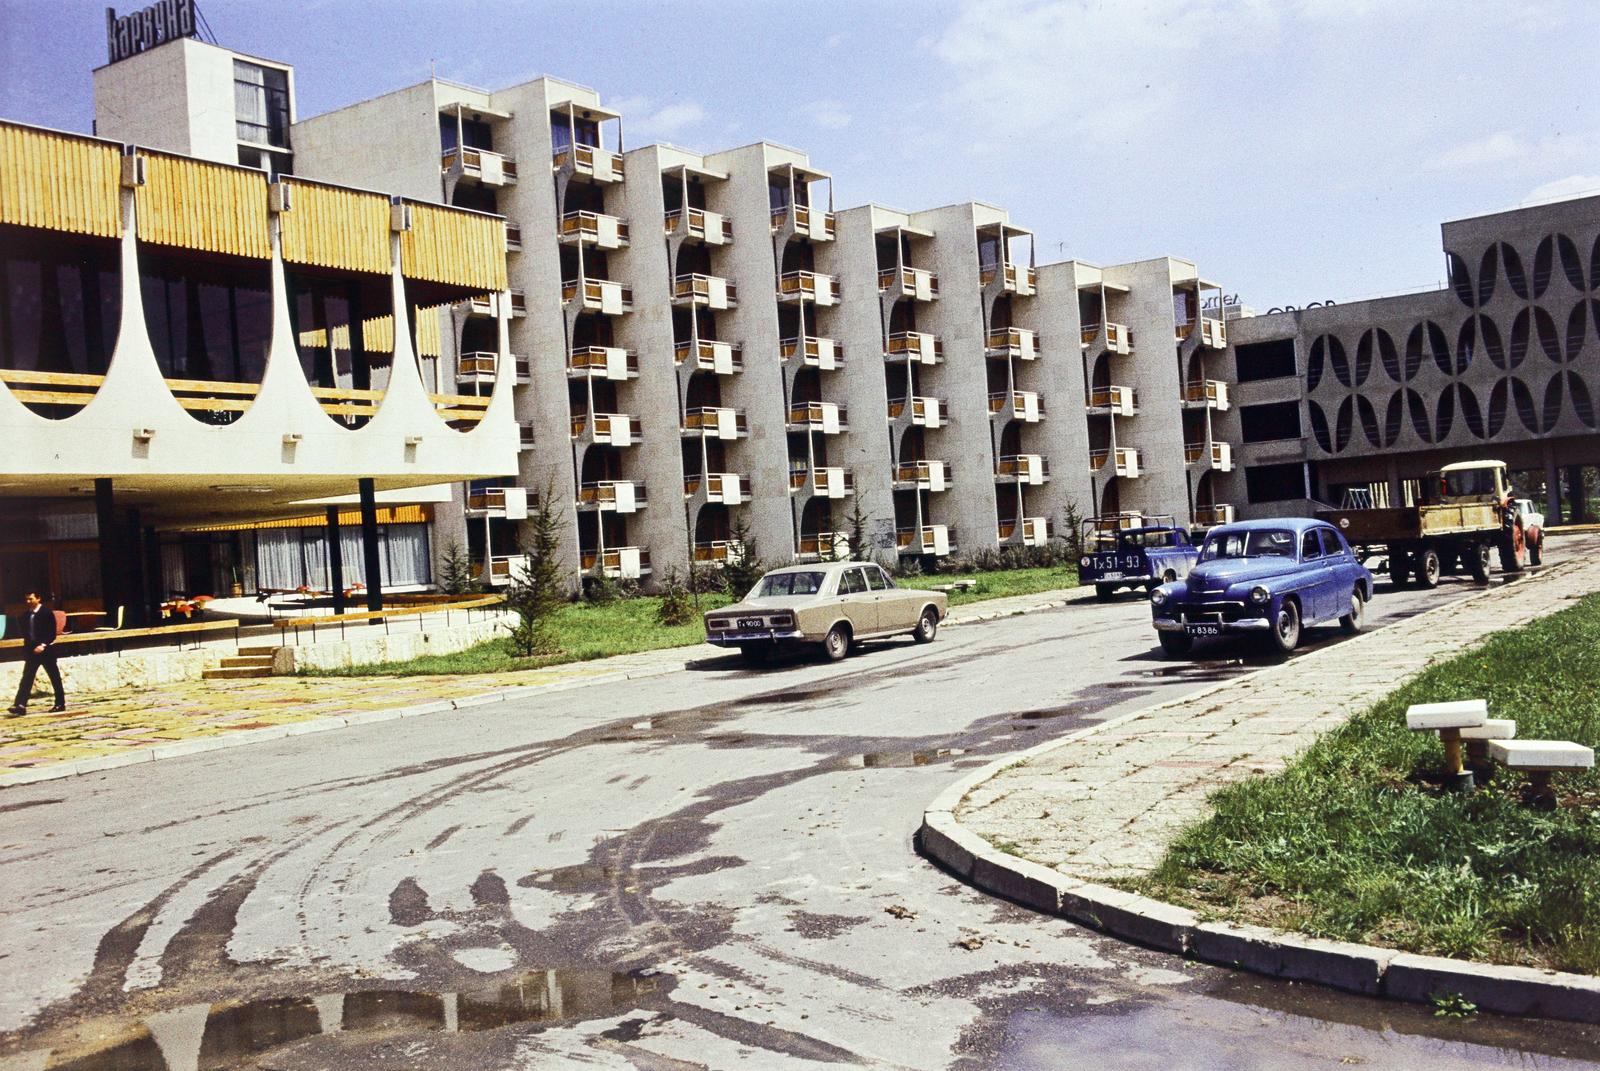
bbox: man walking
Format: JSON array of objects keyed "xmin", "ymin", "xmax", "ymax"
[{"xmin": 9, "ymin": 592, "xmax": 66, "ymax": 715}]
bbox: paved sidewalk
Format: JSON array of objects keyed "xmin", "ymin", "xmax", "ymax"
[
  {"xmin": 955, "ymin": 542, "xmax": 1600, "ymax": 883},
  {"xmin": 0, "ymin": 584, "xmax": 1082, "ymax": 787}
]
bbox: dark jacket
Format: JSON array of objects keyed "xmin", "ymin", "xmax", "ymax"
[{"xmin": 22, "ymin": 608, "xmax": 58, "ymax": 648}]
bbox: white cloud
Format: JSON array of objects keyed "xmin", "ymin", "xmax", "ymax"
[
  {"xmin": 802, "ymin": 100, "xmax": 852, "ymax": 130},
  {"xmin": 1523, "ymin": 174, "xmax": 1600, "ymax": 206},
  {"xmin": 607, "ymin": 95, "xmax": 707, "ymax": 144},
  {"xmin": 1432, "ymin": 132, "xmax": 1527, "ymax": 170},
  {"xmin": 1430, "ymin": 131, "xmax": 1595, "ymax": 175}
]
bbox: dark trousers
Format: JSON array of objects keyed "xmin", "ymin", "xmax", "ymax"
[{"xmin": 13, "ymin": 650, "xmax": 64, "ymax": 708}]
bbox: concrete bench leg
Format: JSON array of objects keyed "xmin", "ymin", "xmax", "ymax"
[
  {"xmin": 1440, "ymin": 728, "xmax": 1474, "ymax": 792},
  {"xmin": 1523, "ymin": 771, "xmax": 1557, "ymax": 811}
]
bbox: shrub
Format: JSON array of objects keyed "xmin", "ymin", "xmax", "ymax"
[
  {"xmin": 721, "ymin": 513, "xmax": 766, "ymax": 597},
  {"xmin": 504, "ymin": 483, "xmax": 563, "ymax": 657},
  {"xmin": 437, "ymin": 540, "xmax": 482, "ymax": 595},
  {"xmin": 655, "ymin": 569, "xmax": 695, "ymax": 626}
]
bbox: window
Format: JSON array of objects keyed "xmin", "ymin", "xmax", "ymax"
[
  {"xmin": 839, "ymin": 568, "xmax": 867, "ymax": 595},
  {"xmin": 440, "ymin": 115, "xmax": 493, "ymax": 153},
  {"xmin": 1234, "ymin": 338, "xmax": 1297, "ymax": 382},
  {"xmin": 1318, "ymin": 528, "xmax": 1346, "ymax": 557},
  {"xmin": 1300, "ymin": 531, "xmax": 1322, "ymax": 560},
  {"xmin": 867, "ymin": 566, "xmax": 894, "ymax": 590},
  {"xmin": 234, "ymin": 61, "xmax": 291, "ymax": 149},
  {"xmin": 1240, "ymin": 402, "xmax": 1303, "ymax": 443},
  {"xmin": 1245, "ymin": 462, "xmax": 1308, "ymax": 504},
  {"xmin": 754, "ymin": 571, "xmax": 824, "ymax": 597},
  {"xmin": 1200, "ymin": 528, "xmax": 1296, "ymax": 560}
]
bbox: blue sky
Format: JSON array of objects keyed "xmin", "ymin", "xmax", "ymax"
[{"xmin": 2, "ymin": 0, "xmax": 1595, "ymax": 309}]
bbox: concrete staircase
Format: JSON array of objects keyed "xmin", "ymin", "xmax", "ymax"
[{"xmin": 202, "ymin": 645, "xmax": 279, "ymax": 680}]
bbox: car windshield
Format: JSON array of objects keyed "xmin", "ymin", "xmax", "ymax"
[
  {"xmin": 1121, "ymin": 530, "xmax": 1180, "ymax": 549},
  {"xmin": 1201, "ymin": 528, "xmax": 1296, "ymax": 561},
  {"xmin": 751, "ymin": 571, "xmax": 826, "ymax": 597}
]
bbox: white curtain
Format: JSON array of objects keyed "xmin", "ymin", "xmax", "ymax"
[{"xmin": 385, "ymin": 524, "xmax": 431, "ymax": 586}]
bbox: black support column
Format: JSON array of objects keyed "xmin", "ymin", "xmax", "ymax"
[
  {"xmin": 358, "ymin": 478, "xmax": 383, "ymax": 622},
  {"xmin": 142, "ymin": 525, "xmax": 162, "ymax": 627},
  {"xmin": 326, "ymin": 507, "xmax": 346, "ymax": 614},
  {"xmin": 94, "ymin": 478, "xmax": 119, "ymax": 619}
]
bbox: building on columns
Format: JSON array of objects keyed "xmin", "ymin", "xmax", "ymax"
[{"xmin": 0, "ymin": 116, "xmax": 517, "ymax": 624}]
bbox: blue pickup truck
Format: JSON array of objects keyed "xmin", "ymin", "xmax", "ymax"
[{"xmin": 1079, "ymin": 519, "xmax": 1201, "ymax": 601}]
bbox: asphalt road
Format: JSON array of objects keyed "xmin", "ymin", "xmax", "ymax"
[{"xmin": 4, "ymin": 566, "xmax": 1600, "ymax": 1070}]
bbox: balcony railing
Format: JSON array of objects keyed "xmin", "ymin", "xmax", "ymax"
[
  {"xmin": 885, "ymin": 331, "xmax": 941, "ymax": 364},
  {"xmin": 581, "ymin": 547, "xmax": 651, "ymax": 578},
  {"xmin": 456, "ymin": 351, "xmax": 529, "ymax": 386},
  {"xmin": 985, "ymin": 327, "xmax": 1038, "ymax": 360},
  {"xmin": 674, "ymin": 339, "xmax": 743, "ymax": 373},
  {"xmin": 665, "ymin": 207, "xmax": 732, "ymax": 244},
  {"xmin": 672, "ymin": 273, "xmax": 737, "ymax": 309},
  {"xmin": 780, "ymin": 335, "xmax": 842, "ymax": 369},
  {"xmin": 772, "ymin": 203, "xmax": 835, "ymax": 239},
  {"xmin": 518, "ymin": 422, "xmax": 535, "ymax": 450},
  {"xmin": 777, "ymin": 270, "xmax": 839, "ymax": 306},
  {"xmin": 466, "ymin": 486, "xmax": 531, "ymax": 516},
  {"xmin": 505, "ymin": 222, "xmax": 522, "ymax": 252},
  {"xmin": 892, "ymin": 460, "xmax": 949, "ymax": 491},
  {"xmin": 559, "ymin": 210, "xmax": 630, "ymax": 248},
  {"xmin": 896, "ymin": 524, "xmax": 952, "ymax": 556},
  {"xmin": 441, "ymin": 146, "xmax": 518, "ymax": 185},
  {"xmin": 1081, "ymin": 321, "xmax": 1131, "ymax": 354},
  {"xmin": 1181, "ymin": 379, "xmax": 1229, "ymax": 410},
  {"xmin": 1183, "ymin": 441, "xmax": 1233, "ymax": 471},
  {"xmin": 998, "ymin": 516, "xmax": 1050, "ymax": 545},
  {"xmin": 562, "ymin": 277, "xmax": 633, "ymax": 313},
  {"xmin": 1086, "ymin": 385, "xmax": 1137, "ymax": 416},
  {"xmin": 995, "ymin": 454, "xmax": 1049, "ymax": 484},
  {"xmin": 567, "ymin": 345, "xmax": 638, "ymax": 380},
  {"xmin": 888, "ymin": 395, "xmax": 943, "ymax": 428},
  {"xmin": 552, "ymin": 142, "xmax": 623, "ymax": 182},
  {"xmin": 570, "ymin": 411, "xmax": 636, "ymax": 445},
  {"xmin": 787, "ymin": 401, "xmax": 846, "ymax": 432},
  {"xmin": 693, "ymin": 540, "xmax": 742, "ymax": 563},
  {"xmin": 788, "ymin": 466, "xmax": 853, "ymax": 498},
  {"xmin": 797, "ymin": 531, "xmax": 843, "ymax": 558},
  {"xmin": 577, "ymin": 480, "xmax": 647, "ymax": 512},
  {"xmin": 682, "ymin": 406, "xmax": 748, "ymax": 438},
  {"xmin": 988, "ymin": 390, "xmax": 1044, "ymax": 421},
  {"xmin": 465, "ymin": 289, "xmax": 525, "ymax": 318},
  {"xmin": 1090, "ymin": 447, "xmax": 1142, "ymax": 477},
  {"xmin": 877, "ymin": 266, "xmax": 939, "ymax": 300},
  {"xmin": 980, "ymin": 262, "xmax": 1036, "ymax": 295},
  {"xmin": 474, "ymin": 554, "xmax": 529, "ymax": 586},
  {"xmin": 1193, "ymin": 504, "xmax": 1236, "ymax": 526},
  {"xmin": 1178, "ymin": 317, "xmax": 1228, "ymax": 349},
  {"xmin": 685, "ymin": 472, "xmax": 752, "ymax": 503}
]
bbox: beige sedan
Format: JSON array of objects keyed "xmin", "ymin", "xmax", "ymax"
[{"xmin": 705, "ymin": 561, "xmax": 949, "ymax": 663}]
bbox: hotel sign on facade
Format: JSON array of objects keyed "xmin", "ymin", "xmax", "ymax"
[{"xmin": 106, "ymin": 0, "xmax": 197, "ymax": 64}]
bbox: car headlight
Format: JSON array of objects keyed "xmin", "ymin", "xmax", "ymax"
[
  {"xmin": 1150, "ymin": 589, "xmax": 1167, "ymax": 606},
  {"xmin": 1080, "ymin": 556, "xmax": 1091, "ymax": 568},
  {"xmin": 1249, "ymin": 586, "xmax": 1270, "ymax": 604}
]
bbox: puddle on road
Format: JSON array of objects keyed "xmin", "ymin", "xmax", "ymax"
[
  {"xmin": 5, "ymin": 970, "xmax": 662, "ymax": 1070},
  {"xmin": 851, "ymin": 748, "xmax": 967, "ymax": 768},
  {"xmin": 518, "ymin": 863, "xmax": 633, "ymax": 893}
]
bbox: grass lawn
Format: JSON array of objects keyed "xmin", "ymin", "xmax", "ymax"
[
  {"xmin": 305, "ymin": 564, "xmax": 1079, "ymax": 678},
  {"xmin": 1137, "ymin": 591, "xmax": 1600, "ymax": 974}
]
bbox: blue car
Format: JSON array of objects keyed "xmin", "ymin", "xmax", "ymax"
[
  {"xmin": 1080, "ymin": 523, "xmax": 1200, "ymax": 600},
  {"xmin": 1149, "ymin": 518, "xmax": 1374, "ymax": 656}
]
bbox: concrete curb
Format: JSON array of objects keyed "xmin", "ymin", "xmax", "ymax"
[{"xmin": 919, "ymin": 554, "xmax": 1600, "ymax": 1022}]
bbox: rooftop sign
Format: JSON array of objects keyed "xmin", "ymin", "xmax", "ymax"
[{"xmin": 106, "ymin": 0, "xmax": 197, "ymax": 64}]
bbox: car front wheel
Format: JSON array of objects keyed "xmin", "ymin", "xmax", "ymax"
[
  {"xmin": 821, "ymin": 624, "xmax": 851, "ymax": 662},
  {"xmin": 913, "ymin": 607, "xmax": 939, "ymax": 644},
  {"xmin": 1528, "ymin": 534, "xmax": 1543, "ymax": 566},
  {"xmin": 1339, "ymin": 589, "xmax": 1364, "ymax": 633},
  {"xmin": 1269, "ymin": 600, "xmax": 1301, "ymax": 654},
  {"xmin": 1158, "ymin": 631, "xmax": 1192, "ymax": 657}
]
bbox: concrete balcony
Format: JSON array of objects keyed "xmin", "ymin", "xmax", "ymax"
[
  {"xmin": 577, "ymin": 480, "xmax": 647, "ymax": 513},
  {"xmin": 441, "ymin": 146, "xmax": 518, "ymax": 186},
  {"xmin": 1181, "ymin": 379, "xmax": 1230, "ymax": 411},
  {"xmin": 777, "ymin": 271, "xmax": 839, "ymax": 306},
  {"xmin": 781, "ymin": 335, "xmax": 842, "ymax": 370},
  {"xmin": 892, "ymin": 460, "xmax": 950, "ymax": 492},
  {"xmin": 1177, "ymin": 316, "xmax": 1228, "ymax": 349},
  {"xmin": 464, "ymin": 289, "xmax": 525, "ymax": 318},
  {"xmin": 466, "ymin": 486, "xmax": 531, "ymax": 518},
  {"xmin": 772, "ymin": 203, "xmax": 835, "ymax": 240},
  {"xmin": 559, "ymin": 210, "xmax": 630, "ymax": 249},
  {"xmin": 682, "ymin": 406, "xmax": 748, "ymax": 440},
  {"xmin": 581, "ymin": 547, "xmax": 650, "ymax": 578},
  {"xmin": 675, "ymin": 339, "xmax": 743, "ymax": 374},
  {"xmin": 694, "ymin": 540, "xmax": 743, "ymax": 563},
  {"xmin": 567, "ymin": 345, "xmax": 638, "ymax": 381},
  {"xmin": 505, "ymin": 222, "xmax": 522, "ymax": 252},
  {"xmin": 888, "ymin": 395, "xmax": 944, "ymax": 429},
  {"xmin": 985, "ymin": 327, "xmax": 1038, "ymax": 361},
  {"xmin": 999, "ymin": 516, "xmax": 1050, "ymax": 545},
  {"xmin": 456, "ymin": 351, "xmax": 529, "ymax": 387},
  {"xmin": 553, "ymin": 142, "xmax": 623, "ymax": 183},
  {"xmin": 787, "ymin": 401, "xmax": 847, "ymax": 433},
  {"xmin": 878, "ymin": 266, "xmax": 939, "ymax": 301},
  {"xmin": 1183, "ymin": 440, "xmax": 1233, "ymax": 471},
  {"xmin": 563, "ymin": 277, "xmax": 632, "ymax": 315},
  {"xmin": 981, "ymin": 261, "xmax": 1036, "ymax": 296},
  {"xmin": 988, "ymin": 390, "xmax": 1044, "ymax": 422},
  {"xmin": 518, "ymin": 422, "xmax": 535, "ymax": 451},
  {"xmin": 1090, "ymin": 447, "xmax": 1142, "ymax": 478},
  {"xmin": 685, "ymin": 472, "xmax": 752, "ymax": 504},
  {"xmin": 666, "ymin": 207, "xmax": 731, "ymax": 245},
  {"xmin": 1086, "ymin": 385, "xmax": 1137, "ymax": 416},
  {"xmin": 790, "ymin": 465, "xmax": 853, "ymax": 499},
  {"xmin": 570, "ymin": 411, "xmax": 636, "ymax": 446},
  {"xmin": 1193, "ymin": 504, "xmax": 1236, "ymax": 526},
  {"xmin": 897, "ymin": 524, "xmax": 952, "ymax": 556},
  {"xmin": 475, "ymin": 553, "xmax": 529, "ymax": 587},
  {"xmin": 995, "ymin": 454, "xmax": 1049, "ymax": 485},
  {"xmin": 885, "ymin": 331, "xmax": 941, "ymax": 365},
  {"xmin": 1081, "ymin": 321, "xmax": 1132, "ymax": 354},
  {"xmin": 798, "ymin": 531, "xmax": 843, "ymax": 559},
  {"xmin": 672, "ymin": 273, "xmax": 737, "ymax": 310}
]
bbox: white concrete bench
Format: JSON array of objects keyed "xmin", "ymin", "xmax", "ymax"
[
  {"xmin": 1488, "ymin": 740, "xmax": 1595, "ymax": 808},
  {"xmin": 1405, "ymin": 700, "xmax": 1488, "ymax": 790},
  {"xmin": 1460, "ymin": 718, "xmax": 1517, "ymax": 766},
  {"xmin": 930, "ymin": 580, "xmax": 977, "ymax": 593}
]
